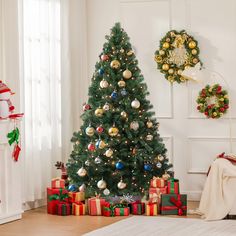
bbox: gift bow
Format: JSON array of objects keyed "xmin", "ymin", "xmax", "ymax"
[
  {"xmin": 103, "ymin": 202, "xmax": 116, "ymax": 217},
  {"xmin": 49, "ymin": 188, "xmax": 69, "ymax": 202},
  {"xmin": 170, "ymin": 196, "xmax": 186, "ymax": 216}
]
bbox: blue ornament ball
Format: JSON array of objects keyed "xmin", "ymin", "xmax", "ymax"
[
  {"xmin": 111, "ymin": 91, "xmax": 118, "ymax": 99},
  {"xmin": 120, "ymin": 89, "xmax": 127, "ymax": 96},
  {"xmin": 144, "ymin": 164, "xmax": 152, "ymax": 171},
  {"xmin": 116, "ymin": 161, "xmax": 124, "ymax": 170},
  {"xmin": 99, "ymin": 68, "xmax": 104, "ymax": 75},
  {"xmin": 68, "ymin": 184, "xmax": 77, "ymax": 192}
]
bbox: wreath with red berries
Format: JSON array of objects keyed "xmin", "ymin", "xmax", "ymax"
[{"xmin": 196, "ymin": 84, "xmax": 229, "ymax": 119}]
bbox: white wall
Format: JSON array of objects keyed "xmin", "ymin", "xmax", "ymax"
[{"xmin": 85, "ymin": 0, "xmax": 236, "ymax": 200}]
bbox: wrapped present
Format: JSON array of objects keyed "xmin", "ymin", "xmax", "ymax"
[
  {"xmin": 131, "ymin": 201, "xmax": 145, "ymax": 215},
  {"xmin": 114, "ymin": 204, "xmax": 130, "ymax": 216},
  {"xmin": 103, "ymin": 202, "xmax": 116, "ymax": 217},
  {"xmin": 149, "ymin": 186, "xmax": 167, "ymax": 203},
  {"xmin": 68, "ymin": 191, "xmax": 85, "ymax": 202},
  {"xmin": 150, "ymin": 177, "xmax": 166, "ymax": 188},
  {"xmin": 88, "ymin": 196, "xmax": 106, "ymax": 215},
  {"xmin": 145, "ymin": 202, "xmax": 158, "ymax": 216},
  {"xmin": 167, "ymin": 178, "xmax": 179, "ymax": 194},
  {"xmin": 47, "ymin": 188, "xmax": 68, "ymax": 214},
  {"xmin": 51, "ymin": 178, "xmax": 65, "ymax": 189},
  {"xmin": 160, "ymin": 194, "xmax": 187, "ymax": 216},
  {"xmin": 56, "ymin": 202, "xmax": 71, "ymax": 216},
  {"xmin": 72, "ymin": 202, "xmax": 86, "ymax": 216}
]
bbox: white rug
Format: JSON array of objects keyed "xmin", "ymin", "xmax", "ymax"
[{"xmin": 84, "ymin": 216, "xmax": 236, "ymax": 236}]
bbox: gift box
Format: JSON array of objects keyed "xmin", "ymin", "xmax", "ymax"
[
  {"xmin": 56, "ymin": 202, "xmax": 71, "ymax": 216},
  {"xmin": 167, "ymin": 178, "xmax": 179, "ymax": 194},
  {"xmin": 47, "ymin": 187, "xmax": 68, "ymax": 214},
  {"xmin": 160, "ymin": 194, "xmax": 187, "ymax": 216},
  {"xmin": 68, "ymin": 191, "xmax": 85, "ymax": 202},
  {"xmin": 88, "ymin": 197, "xmax": 106, "ymax": 215},
  {"xmin": 131, "ymin": 201, "xmax": 145, "ymax": 215},
  {"xmin": 149, "ymin": 186, "xmax": 167, "ymax": 203},
  {"xmin": 145, "ymin": 202, "xmax": 158, "ymax": 216},
  {"xmin": 150, "ymin": 177, "xmax": 166, "ymax": 188},
  {"xmin": 114, "ymin": 206, "xmax": 130, "ymax": 216},
  {"xmin": 72, "ymin": 202, "xmax": 86, "ymax": 216},
  {"xmin": 51, "ymin": 178, "xmax": 65, "ymax": 189},
  {"xmin": 103, "ymin": 202, "xmax": 116, "ymax": 217}
]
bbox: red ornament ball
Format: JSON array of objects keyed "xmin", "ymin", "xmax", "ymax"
[
  {"xmin": 88, "ymin": 143, "xmax": 95, "ymax": 152},
  {"xmin": 101, "ymin": 54, "xmax": 109, "ymax": 61},
  {"xmin": 83, "ymin": 103, "xmax": 91, "ymax": 111},
  {"xmin": 204, "ymin": 111, "xmax": 208, "ymax": 116},
  {"xmin": 96, "ymin": 126, "xmax": 104, "ymax": 134},
  {"xmin": 220, "ymin": 107, "xmax": 225, "ymax": 112}
]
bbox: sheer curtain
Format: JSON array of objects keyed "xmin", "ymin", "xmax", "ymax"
[{"xmin": 21, "ymin": 0, "xmax": 62, "ymax": 203}]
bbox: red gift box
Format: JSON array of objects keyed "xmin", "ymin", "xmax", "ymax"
[
  {"xmin": 72, "ymin": 202, "xmax": 86, "ymax": 215},
  {"xmin": 114, "ymin": 207, "xmax": 130, "ymax": 216},
  {"xmin": 149, "ymin": 186, "xmax": 167, "ymax": 203},
  {"xmin": 56, "ymin": 202, "xmax": 71, "ymax": 216},
  {"xmin": 102, "ymin": 202, "xmax": 115, "ymax": 217},
  {"xmin": 88, "ymin": 197, "xmax": 106, "ymax": 215},
  {"xmin": 167, "ymin": 178, "xmax": 179, "ymax": 194},
  {"xmin": 47, "ymin": 187, "xmax": 68, "ymax": 214},
  {"xmin": 131, "ymin": 201, "xmax": 145, "ymax": 215},
  {"xmin": 145, "ymin": 202, "xmax": 158, "ymax": 216},
  {"xmin": 51, "ymin": 178, "xmax": 65, "ymax": 189},
  {"xmin": 150, "ymin": 177, "xmax": 166, "ymax": 188}
]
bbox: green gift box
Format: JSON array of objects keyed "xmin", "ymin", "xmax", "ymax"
[{"xmin": 160, "ymin": 194, "xmax": 187, "ymax": 216}]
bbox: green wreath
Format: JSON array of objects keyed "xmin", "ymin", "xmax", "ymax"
[
  {"xmin": 196, "ymin": 84, "xmax": 229, "ymax": 119},
  {"xmin": 154, "ymin": 30, "xmax": 202, "ymax": 83}
]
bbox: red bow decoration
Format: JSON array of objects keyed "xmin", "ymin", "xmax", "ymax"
[{"xmin": 170, "ymin": 196, "xmax": 186, "ymax": 216}]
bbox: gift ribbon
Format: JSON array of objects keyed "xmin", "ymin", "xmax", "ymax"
[
  {"xmin": 72, "ymin": 201, "xmax": 85, "ymax": 215},
  {"xmin": 146, "ymin": 203, "xmax": 157, "ymax": 216},
  {"xmin": 161, "ymin": 195, "xmax": 187, "ymax": 216},
  {"xmin": 151, "ymin": 177, "xmax": 165, "ymax": 188},
  {"xmin": 103, "ymin": 202, "xmax": 116, "ymax": 216}
]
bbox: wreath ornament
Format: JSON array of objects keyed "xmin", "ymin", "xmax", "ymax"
[
  {"xmin": 155, "ymin": 30, "xmax": 202, "ymax": 83},
  {"xmin": 196, "ymin": 84, "xmax": 229, "ymax": 119}
]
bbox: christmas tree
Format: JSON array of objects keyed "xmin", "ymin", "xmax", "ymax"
[{"xmin": 67, "ymin": 23, "xmax": 172, "ymax": 197}]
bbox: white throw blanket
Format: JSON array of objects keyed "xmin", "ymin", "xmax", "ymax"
[{"xmin": 198, "ymin": 158, "xmax": 236, "ymax": 220}]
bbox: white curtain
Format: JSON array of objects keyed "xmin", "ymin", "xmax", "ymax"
[{"xmin": 21, "ymin": 0, "xmax": 62, "ymax": 202}]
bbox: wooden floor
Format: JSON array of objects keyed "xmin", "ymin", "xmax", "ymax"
[{"xmin": 0, "ymin": 202, "xmax": 200, "ymax": 236}]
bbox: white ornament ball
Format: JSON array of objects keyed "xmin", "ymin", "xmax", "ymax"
[
  {"xmin": 103, "ymin": 188, "xmax": 110, "ymax": 196},
  {"xmin": 97, "ymin": 179, "xmax": 107, "ymax": 189},
  {"xmin": 100, "ymin": 79, "xmax": 109, "ymax": 88},
  {"xmin": 131, "ymin": 99, "xmax": 140, "ymax": 109},
  {"xmin": 77, "ymin": 167, "xmax": 87, "ymax": 177},
  {"xmin": 103, "ymin": 103, "xmax": 110, "ymax": 111},
  {"xmin": 85, "ymin": 126, "xmax": 95, "ymax": 136},
  {"xmin": 130, "ymin": 121, "xmax": 139, "ymax": 131},
  {"xmin": 95, "ymin": 157, "xmax": 102, "ymax": 164},
  {"xmin": 117, "ymin": 180, "xmax": 127, "ymax": 190},
  {"xmin": 146, "ymin": 134, "xmax": 153, "ymax": 141},
  {"xmin": 105, "ymin": 148, "xmax": 113, "ymax": 157},
  {"xmin": 156, "ymin": 162, "xmax": 162, "ymax": 168},
  {"xmin": 79, "ymin": 184, "xmax": 86, "ymax": 192}
]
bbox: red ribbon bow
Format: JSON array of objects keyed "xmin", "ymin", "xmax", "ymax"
[{"xmin": 170, "ymin": 196, "xmax": 186, "ymax": 216}]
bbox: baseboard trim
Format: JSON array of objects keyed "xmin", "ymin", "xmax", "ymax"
[{"xmin": 0, "ymin": 211, "xmax": 23, "ymax": 224}]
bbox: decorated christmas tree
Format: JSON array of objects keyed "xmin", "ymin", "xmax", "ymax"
[{"xmin": 67, "ymin": 23, "xmax": 172, "ymax": 197}]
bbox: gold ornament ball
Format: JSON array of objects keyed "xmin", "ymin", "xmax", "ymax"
[
  {"xmin": 118, "ymin": 80, "xmax": 126, "ymax": 88},
  {"xmin": 180, "ymin": 76, "xmax": 186, "ymax": 82},
  {"xmin": 159, "ymin": 50, "xmax": 165, "ymax": 56},
  {"xmin": 191, "ymin": 49, "xmax": 198, "ymax": 55},
  {"xmin": 97, "ymin": 179, "xmax": 107, "ymax": 189},
  {"xmin": 120, "ymin": 48, "xmax": 125, "ymax": 53},
  {"xmin": 110, "ymin": 60, "xmax": 121, "ymax": 69},
  {"xmin": 108, "ymin": 126, "xmax": 119, "ymax": 137},
  {"xmin": 193, "ymin": 58, "xmax": 198, "ymax": 64},
  {"xmin": 163, "ymin": 42, "xmax": 170, "ymax": 49},
  {"xmin": 105, "ymin": 148, "xmax": 113, "ymax": 157},
  {"xmin": 155, "ymin": 55, "xmax": 162, "ymax": 63},
  {"xmin": 127, "ymin": 50, "xmax": 134, "ymax": 56},
  {"xmin": 158, "ymin": 155, "xmax": 164, "ymax": 161},
  {"xmin": 162, "ymin": 64, "xmax": 169, "ymax": 71},
  {"xmin": 213, "ymin": 112, "xmax": 218, "ymax": 117},
  {"xmin": 95, "ymin": 108, "xmax": 104, "ymax": 117},
  {"xmin": 123, "ymin": 69, "xmax": 132, "ymax": 79},
  {"xmin": 177, "ymin": 69, "xmax": 183, "ymax": 75},
  {"xmin": 168, "ymin": 68, "xmax": 174, "ymax": 74},
  {"xmin": 121, "ymin": 111, "xmax": 128, "ymax": 119},
  {"xmin": 117, "ymin": 180, "xmax": 127, "ymax": 190},
  {"xmin": 168, "ymin": 76, "xmax": 174, "ymax": 83},
  {"xmin": 146, "ymin": 120, "xmax": 153, "ymax": 128},
  {"xmin": 188, "ymin": 41, "xmax": 197, "ymax": 49},
  {"xmin": 85, "ymin": 126, "xmax": 95, "ymax": 136}
]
